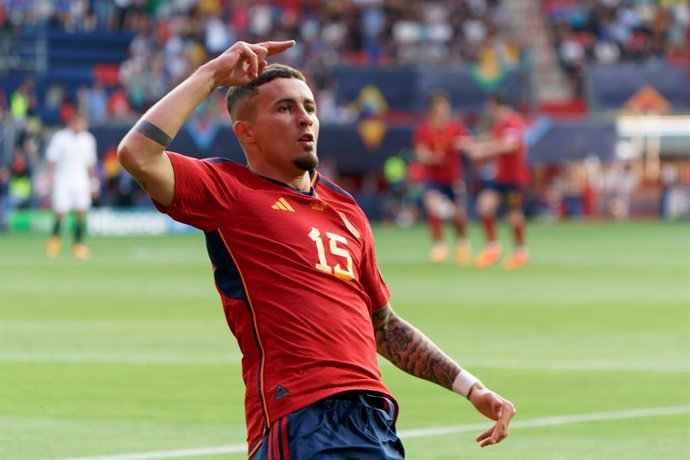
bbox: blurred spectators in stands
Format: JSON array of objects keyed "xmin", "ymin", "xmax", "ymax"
[
  {"xmin": 547, "ymin": 0, "xmax": 689, "ymax": 97},
  {"xmin": 550, "ymin": 161, "xmax": 591, "ymax": 219},
  {"xmin": 83, "ymin": 81, "xmax": 109, "ymax": 124},
  {"xmin": 381, "ymin": 152, "xmax": 419, "ymax": 228},
  {"xmin": 58, "ymin": 94, "xmax": 76, "ymax": 125},
  {"xmin": 659, "ymin": 162, "xmax": 680, "ymax": 219},
  {"xmin": 2, "ymin": 1, "xmax": 517, "ymax": 126},
  {"xmin": 9, "ymin": 78, "xmax": 36, "ymax": 124},
  {"xmin": 3, "ymin": 0, "xmax": 685, "ymax": 220},
  {"xmin": 0, "ymin": 165, "xmax": 9, "ymax": 231},
  {"xmin": 593, "ymin": 159, "xmax": 640, "ymax": 220},
  {"xmin": 0, "ymin": 96, "xmax": 14, "ymax": 166},
  {"xmin": 107, "ymin": 85, "xmax": 134, "ymax": 120},
  {"xmin": 8, "ymin": 145, "xmax": 33, "ymax": 209}
]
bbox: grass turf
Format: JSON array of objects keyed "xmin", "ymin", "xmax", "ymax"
[{"xmin": 1, "ymin": 221, "xmax": 689, "ymax": 459}]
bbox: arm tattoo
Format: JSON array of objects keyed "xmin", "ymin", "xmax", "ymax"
[
  {"xmin": 134, "ymin": 120, "xmax": 173, "ymax": 148},
  {"xmin": 372, "ymin": 305, "xmax": 460, "ymax": 390}
]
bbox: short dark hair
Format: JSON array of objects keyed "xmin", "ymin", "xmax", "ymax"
[
  {"xmin": 426, "ymin": 90, "xmax": 450, "ymax": 109},
  {"xmin": 225, "ymin": 64, "xmax": 306, "ymax": 122},
  {"xmin": 488, "ymin": 91, "xmax": 510, "ymax": 107}
]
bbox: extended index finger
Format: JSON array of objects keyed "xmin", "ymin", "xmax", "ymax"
[
  {"xmin": 257, "ymin": 40, "xmax": 296, "ymax": 56},
  {"xmin": 490, "ymin": 401, "xmax": 516, "ymax": 444}
]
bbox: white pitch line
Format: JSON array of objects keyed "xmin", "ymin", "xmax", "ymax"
[
  {"xmin": 53, "ymin": 405, "xmax": 690, "ymax": 460},
  {"xmin": 399, "ymin": 405, "xmax": 690, "ymax": 438},
  {"xmin": 0, "ymin": 352, "xmax": 240, "ymax": 366},
  {"xmin": 3, "ymin": 352, "xmax": 689, "ymax": 373},
  {"xmin": 55, "ymin": 445, "xmax": 246, "ymax": 460}
]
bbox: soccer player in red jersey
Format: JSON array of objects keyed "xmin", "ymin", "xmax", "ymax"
[
  {"xmin": 118, "ymin": 40, "xmax": 515, "ymax": 459},
  {"xmin": 463, "ymin": 92, "xmax": 530, "ymax": 270},
  {"xmin": 413, "ymin": 91, "xmax": 472, "ymax": 265}
]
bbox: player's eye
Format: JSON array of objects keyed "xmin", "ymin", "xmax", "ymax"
[
  {"xmin": 278, "ymin": 104, "xmax": 291, "ymax": 112},
  {"xmin": 306, "ymin": 104, "xmax": 317, "ymax": 114}
]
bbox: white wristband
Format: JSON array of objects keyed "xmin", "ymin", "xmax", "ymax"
[{"xmin": 452, "ymin": 370, "xmax": 480, "ymax": 398}]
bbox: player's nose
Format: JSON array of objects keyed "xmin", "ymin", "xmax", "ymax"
[{"xmin": 296, "ymin": 107, "xmax": 314, "ymax": 127}]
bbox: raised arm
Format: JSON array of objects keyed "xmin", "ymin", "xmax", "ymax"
[
  {"xmin": 462, "ymin": 134, "xmax": 519, "ymax": 161},
  {"xmin": 117, "ymin": 40, "xmax": 295, "ymax": 207},
  {"xmin": 372, "ymin": 303, "xmax": 516, "ymax": 447},
  {"xmin": 414, "ymin": 142, "xmax": 443, "ymax": 165}
]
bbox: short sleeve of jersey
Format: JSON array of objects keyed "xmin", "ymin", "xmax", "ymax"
[
  {"xmin": 454, "ymin": 121, "xmax": 471, "ymax": 139},
  {"xmin": 499, "ymin": 118, "xmax": 523, "ymax": 144},
  {"xmin": 413, "ymin": 124, "xmax": 427, "ymax": 148},
  {"xmin": 359, "ymin": 218, "xmax": 391, "ymax": 311},
  {"xmin": 153, "ymin": 152, "xmax": 235, "ymax": 232},
  {"xmin": 86, "ymin": 134, "xmax": 97, "ymax": 167},
  {"xmin": 45, "ymin": 132, "xmax": 62, "ymax": 163}
]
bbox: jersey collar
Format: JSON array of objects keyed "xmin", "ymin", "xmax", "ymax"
[{"xmin": 255, "ymin": 169, "xmax": 319, "ymax": 197}]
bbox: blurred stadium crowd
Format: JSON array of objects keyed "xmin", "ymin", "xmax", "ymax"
[
  {"xmin": 548, "ymin": 0, "xmax": 689, "ymax": 96},
  {"xmin": 0, "ymin": 0, "xmax": 689, "ymax": 231},
  {"xmin": 1, "ymin": 0, "xmax": 518, "ymax": 121}
]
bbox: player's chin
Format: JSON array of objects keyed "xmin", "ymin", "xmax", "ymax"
[{"xmin": 293, "ymin": 152, "xmax": 318, "ymax": 171}]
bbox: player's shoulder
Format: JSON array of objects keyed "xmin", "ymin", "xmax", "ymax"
[
  {"xmin": 51, "ymin": 128, "xmax": 69, "ymax": 140},
  {"xmin": 415, "ymin": 121, "xmax": 432, "ymax": 134},
  {"xmin": 49, "ymin": 129, "xmax": 74, "ymax": 148},
  {"xmin": 167, "ymin": 153, "xmax": 248, "ymax": 182},
  {"xmin": 81, "ymin": 131, "xmax": 97, "ymax": 145},
  {"xmin": 450, "ymin": 120, "xmax": 469, "ymax": 133},
  {"xmin": 171, "ymin": 154, "xmax": 243, "ymax": 170},
  {"xmin": 203, "ymin": 157, "xmax": 258, "ymax": 179},
  {"xmin": 507, "ymin": 113, "xmax": 525, "ymax": 129},
  {"xmin": 316, "ymin": 173, "xmax": 355, "ymax": 202},
  {"xmin": 202, "ymin": 156, "xmax": 243, "ymax": 168}
]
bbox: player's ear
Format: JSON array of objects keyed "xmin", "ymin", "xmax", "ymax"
[{"xmin": 233, "ymin": 120, "xmax": 255, "ymax": 145}]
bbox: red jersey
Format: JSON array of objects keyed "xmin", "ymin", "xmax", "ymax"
[
  {"xmin": 155, "ymin": 152, "xmax": 393, "ymax": 453},
  {"xmin": 413, "ymin": 120, "xmax": 469, "ymax": 185},
  {"xmin": 493, "ymin": 113, "xmax": 529, "ymax": 185}
]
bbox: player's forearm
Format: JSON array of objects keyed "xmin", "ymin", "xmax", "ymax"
[
  {"xmin": 416, "ymin": 147, "xmax": 442, "ymax": 165},
  {"xmin": 119, "ymin": 65, "xmax": 218, "ymax": 169},
  {"xmin": 372, "ymin": 305, "xmax": 461, "ymax": 390},
  {"xmin": 140, "ymin": 65, "xmax": 219, "ymax": 140},
  {"xmin": 478, "ymin": 139, "xmax": 517, "ymax": 158}
]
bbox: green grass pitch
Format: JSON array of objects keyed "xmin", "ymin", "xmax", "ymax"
[{"xmin": 1, "ymin": 221, "xmax": 689, "ymax": 459}]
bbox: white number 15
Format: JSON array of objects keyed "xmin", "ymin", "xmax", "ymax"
[{"xmin": 308, "ymin": 227, "xmax": 354, "ymax": 280}]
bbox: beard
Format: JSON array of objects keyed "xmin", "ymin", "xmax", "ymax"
[{"xmin": 293, "ymin": 151, "xmax": 319, "ymax": 171}]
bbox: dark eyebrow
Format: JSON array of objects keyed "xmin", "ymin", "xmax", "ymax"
[{"xmin": 275, "ymin": 97, "xmax": 316, "ymax": 106}]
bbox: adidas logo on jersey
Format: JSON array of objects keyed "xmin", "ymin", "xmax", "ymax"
[
  {"xmin": 271, "ymin": 197, "xmax": 295, "ymax": 212},
  {"xmin": 310, "ymin": 201, "xmax": 327, "ymax": 211}
]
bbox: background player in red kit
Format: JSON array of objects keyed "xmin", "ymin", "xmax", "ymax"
[
  {"xmin": 118, "ymin": 40, "xmax": 515, "ymax": 459},
  {"xmin": 464, "ymin": 92, "xmax": 530, "ymax": 270},
  {"xmin": 413, "ymin": 91, "xmax": 472, "ymax": 265}
]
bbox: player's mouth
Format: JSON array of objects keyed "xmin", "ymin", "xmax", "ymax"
[{"xmin": 298, "ymin": 133, "xmax": 315, "ymax": 147}]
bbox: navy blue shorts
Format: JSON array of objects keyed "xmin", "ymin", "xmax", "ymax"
[
  {"xmin": 424, "ymin": 181, "xmax": 464, "ymax": 203},
  {"xmin": 481, "ymin": 181, "xmax": 524, "ymax": 210},
  {"xmin": 250, "ymin": 391, "xmax": 405, "ymax": 460}
]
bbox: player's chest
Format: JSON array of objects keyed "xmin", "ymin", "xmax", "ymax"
[
  {"xmin": 228, "ymin": 191, "xmax": 366, "ymax": 272},
  {"xmin": 426, "ymin": 127, "xmax": 457, "ymax": 149},
  {"xmin": 59, "ymin": 139, "xmax": 91, "ymax": 161}
]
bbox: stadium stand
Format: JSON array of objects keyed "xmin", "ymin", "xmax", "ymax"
[
  {"xmin": 544, "ymin": 0, "xmax": 689, "ymax": 98},
  {"xmin": 0, "ymin": 0, "xmax": 688, "ymax": 222}
]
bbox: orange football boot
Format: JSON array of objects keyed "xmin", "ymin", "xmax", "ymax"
[
  {"xmin": 72, "ymin": 243, "xmax": 91, "ymax": 260},
  {"xmin": 474, "ymin": 244, "xmax": 502, "ymax": 269},
  {"xmin": 430, "ymin": 243, "xmax": 449, "ymax": 264},
  {"xmin": 46, "ymin": 236, "xmax": 61, "ymax": 258},
  {"xmin": 456, "ymin": 241, "xmax": 472, "ymax": 267},
  {"xmin": 503, "ymin": 250, "xmax": 528, "ymax": 270}
]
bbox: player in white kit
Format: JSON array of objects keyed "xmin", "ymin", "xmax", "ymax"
[{"xmin": 45, "ymin": 113, "xmax": 99, "ymax": 259}]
